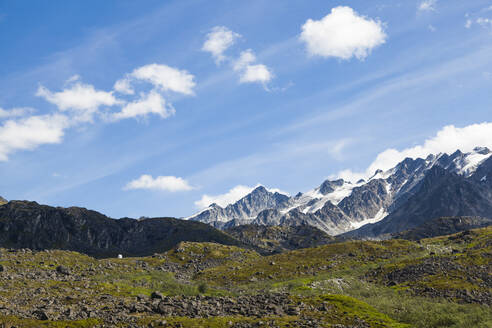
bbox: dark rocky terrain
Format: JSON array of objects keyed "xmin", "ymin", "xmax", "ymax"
[
  {"xmin": 0, "ymin": 200, "xmax": 241, "ymax": 258},
  {"xmin": 394, "ymin": 216, "xmax": 492, "ymax": 240},
  {"xmin": 225, "ymin": 224, "xmax": 334, "ymax": 254},
  {"xmin": 0, "ymin": 226, "xmax": 489, "ymax": 327}
]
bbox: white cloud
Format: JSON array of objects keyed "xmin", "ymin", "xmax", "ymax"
[
  {"xmin": 113, "ymin": 77, "xmax": 134, "ymax": 95},
  {"xmin": 194, "ymin": 184, "xmax": 288, "ymax": 209},
  {"xmin": 65, "ymin": 74, "xmax": 81, "ymax": 85},
  {"xmin": 477, "ymin": 17, "xmax": 492, "ymax": 30},
  {"xmin": 36, "ymin": 81, "xmax": 121, "ymax": 122},
  {"xmin": 202, "ymin": 26, "xmax": 241, "ymax": 64},
  {"xmin": 124, "ymin": 174, "xmax": 194, "ymax": 192},
  {"xmin": 0, "ymin": 114, "xmax": 69, "ymax": 161},
  {"xmin": 418, "ymin": 0, "xmax": 437, "ymax": 12},
  {"xmin": 239, "ymin": 64, "xmax": 273, "ymax": 84},
  {"xmin": 0, "ymin": 107, "xmax": 34, "ymax": 119},
  {"xmin": 465, "ymin": 19, "xmax": 473, "ymax": 28},
  {"xmin": 112, "ymin": 90, "xmax": 175, "ymax": 120},
  {"xmin": 337, "ymin": 122, "xmax": 492, "ymax": 182},
  {"xmin": 300, "ymin": 6, "xmax": 386, "ymax": 60},
  {"xmin": 233, "ymin": 50, "xmax": 256, "ymax": 71},
  {"xmin": 232, "ymin": 50, "xmax": 273, "ymax": 85},
  {"xmin": 130, "ymin": 64, "xmax": 196, "ymax": 95},
  {"xmin": 2, "ymin": 61, "xmax": 197, "ymax": 160},
  {"xmin": 195, "ymin": 185, "xmax": 254, "ymax": 209}
]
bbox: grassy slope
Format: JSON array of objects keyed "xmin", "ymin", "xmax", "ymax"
[{"xmin": 0, "ymin": 228, "xmax": 490, "ymax": 327}]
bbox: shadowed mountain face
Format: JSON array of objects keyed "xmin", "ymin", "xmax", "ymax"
[
  {"xmin": 225, "ymin": 224, "xmax": 334, "ymax": 254},
  {"xmin": 189, "ymin": 147, "xmax": 492, "ymax": 238},
  {"xmin": 343, "ymin": 165, "xmax": 492, "ymax": 239},
  {"xmin": 0, "ymin": 201, "xmax": 241, "ymax": 258},
  {"xmin": 394, "ymin": 216, "xmax": 492, "ymax": 241}
]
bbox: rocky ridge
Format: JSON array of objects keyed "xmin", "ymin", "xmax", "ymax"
[
  {"xmin": 0, "ymin": 201, "xmax": 241, "ymax": 258},
  {"xmin": 225, "ymin": 224, "xmax": 334, "ymax": 254},
  {"xmin": 188, "ymin": 148, "xmax": 492, "ymax": 237}
]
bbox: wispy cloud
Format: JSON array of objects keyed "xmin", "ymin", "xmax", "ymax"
[
  {"xmin": 36, "ymin": 81, "xmax": 121, "ymax": 123},
  {"xmin": 125, "ymin": 174, "xmax": 194, "ymax": 192},
  {"xmin": 274, "ymin": 43, "xmax": 492, "ymax": 136},
  {"xmin": 0, "ymin": 114, "xmax": 69, "ymax": 161},
  {"xmin": 202, "ymin": 26, "xmax": 274, "ymax": 89},
  {"xmin": 0, "ymin": 107, "xmax": 34, "ymax": 119},
  {"xmin": 418, "ymin": 0, "xmax": 437, "ymax": 12},
  {"xmin": 111, "ymin": 90, "xmax": 175, "ymax": 121},
  {"xmin": 233, "ymin": 50, "xmax": 273, "ymax": 86},
  {"xmin": 202, "ymin": 26, "xmax": 241, "ymax": 64},
  {"xmin": 3, "ymin": 60, "xmax": 197, "ymax": 161}
]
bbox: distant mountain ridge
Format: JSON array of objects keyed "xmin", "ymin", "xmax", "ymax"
[
  {"xmin": 225, "ymin": 224, "xmax": 334, "ymax": 254},
  {"xmin": 188, "ymin": 147, "xmax": 492, "ymax": 237},
  {"xmin": 188, "ymin": 186, "xmax": 290, "ymax": 227},
  {"xmin": 0, "ymin": 200, "xmax": 241, "ymax": 258},
  {"xmin": 393, "ymin": 216, "xmax": 492, "ymax": 240}
]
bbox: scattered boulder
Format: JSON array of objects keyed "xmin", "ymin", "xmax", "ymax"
[
  {"xmin": 151, "ymin": 291, "xmax": 164, "ymax": 299},
  {"xmin": 56, "ymin": 265, "xmax": 70, "ymax": 275}
]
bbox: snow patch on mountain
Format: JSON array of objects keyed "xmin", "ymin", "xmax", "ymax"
[
  {"xmin": 350, "ymin": 208, "xmax": 388, "ymax": 229},
  {"xmin": 459, "ymin": 152, "xmax": 491, "ymax": 176},
  {"xmin": 187, "ymin": 147, "xmax": 492, "ymax": 236}
]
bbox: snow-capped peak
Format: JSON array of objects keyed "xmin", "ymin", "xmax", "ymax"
[{"xmin": 458, "ymin": 148, "xmax": 492, "ymax": 176}]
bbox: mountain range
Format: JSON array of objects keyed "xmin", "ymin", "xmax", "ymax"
[
  {"xmin": 0, "ymin": 146, "xmax": 490, "ymax": 258},
  {"xmin": 0, "ymin": 200, "xmax": 240, "ymax": 258},
  {"xmin": 187, "ymin": 147, "xmax": 492, "ymax": 238}
]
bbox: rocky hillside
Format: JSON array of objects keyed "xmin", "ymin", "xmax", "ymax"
[
  {"xmin": 188, "ymin": 186, "xmax": 290, "ymax": 228},
  {"xmin": 225, "ymin": 224, "xmax": 334, "ymax": 254},
  {"xmin": 393, "ymin": 216, "xmax": 492, "ymax": 240},
  {"xmin": 0, "ymin": 200, "xmax": 241, "ymax": 258},
  {"xmin": 344, "ymin": 163, "xmax": 492, "ymax": 239},
  {"xmin": 188, "ymin": 147, "xmax": 492, "ymax": 238},
  {"xmin": 0, "ymin": 227, "xmax": 489, "ymax": 327},
  {"xmin": 0, "ymin": 197, "xmax": 6, "ymax": 206}
]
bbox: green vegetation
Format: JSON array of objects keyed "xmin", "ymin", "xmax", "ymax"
[
  {"xmin": 0, "ymin": 317, "xmax": 101, "ymax": 328},
  {"xmin": 0, "ymin": 227, "xmax": 490, "ymax": 327}
]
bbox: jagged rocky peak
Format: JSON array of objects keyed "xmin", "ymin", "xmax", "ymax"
[
  {"xmin": 189, "ymin": 147, "xmax": 492, "ymax": 237},
  {"xmin": 209, "ymin": 203, "xmax": 222, "ymax": 209},
  {"xmin": 319, "ymin": 179, "xmax": 345, "ymax": 195},
  {"xmin": 370, "ymin": 169, "xmax": 384, "ymax": 179},
  {"xmin": 396, "ymin": 157, "xmax": 426, "ymax": 171},
  {"xmin": 474, "ymin": 146, "xmax": 491, "ymax": 155},
  {"xmin": 0, "ymin": 196, "xmax": 7, "ymax": 205},
  {"xmin": 187, "ymin": 185, "xmax": 290, "ymax": 226},
  {"xmin": 451, "ymin": 149, "xmax": 464, "ymax": 157},
  {"xmin": 251, "ymin": 185, "xmax": 268, "ymax": 194},
  {"xmin": 239, "ymin": 185, "xmax": 289, "ymax": 205},
  {"xmin": 443, "ymin": 147, "xmax": 492, "ymax": 176}
]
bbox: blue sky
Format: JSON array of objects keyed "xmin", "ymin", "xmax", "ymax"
[{"xmin": 0, "ymin": 0, "xmax": 491, "ymax": 219}]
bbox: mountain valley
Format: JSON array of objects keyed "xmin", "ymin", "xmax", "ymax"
[{"xmin": 0, "ymin": 148, "xmax": 490, "ymax": 327}]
